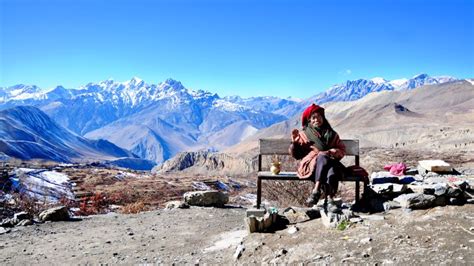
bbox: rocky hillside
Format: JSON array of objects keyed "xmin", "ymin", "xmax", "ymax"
[
  {"xmin": 152, "ymin": 151, "xmax": 256, "ymax": 175},
  {"xmin": 161, "ymin": 80, "xmax": 474, "ymax": 174},
  {"xmin": 0, "ymin": 106, "xmax": 154, "ymax": 169}
]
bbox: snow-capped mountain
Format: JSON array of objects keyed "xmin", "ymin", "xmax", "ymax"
[
  {"xmin": 0, "ymin": 74, "xmax": 458, "ymax": 165},
  {"xmin": 0, "ymin": 106, "xmax": 154, "ymax": 169},
  {"xmin": 223, "ymin": 96, "xmax": 302, "ymax": 116},
  {"xmin": 0, "ymin": 78, "xmax": 288, "ymax": 164},
  {"xmin": 309, "ymin": 74, "xmax": 457, "ymax": 105}
]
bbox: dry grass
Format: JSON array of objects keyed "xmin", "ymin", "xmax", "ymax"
[
  {"xmin": 263, "ymin": 180, "xmax": 358, "ymax": 208},
  {"xmin": 120, "ymin": 201, "xmax": 147, "ymax": 214}
]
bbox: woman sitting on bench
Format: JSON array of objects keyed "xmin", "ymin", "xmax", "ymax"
[{"xmin": 289, "ymin": 103, "xmax": 346, "ymax": 211}]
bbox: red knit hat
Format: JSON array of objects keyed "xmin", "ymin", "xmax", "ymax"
[{"xmin": 301, "ymin": 103, "xmax": 324, "ymax": 127}]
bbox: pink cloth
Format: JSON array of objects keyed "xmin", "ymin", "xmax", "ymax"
[{"xmin": 383, "ymin": 162, "xmax": 407, "ymax": 176}]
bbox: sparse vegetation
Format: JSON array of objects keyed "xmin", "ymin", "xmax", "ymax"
[{"xmin": 120, "ymin": 201, "xmax": 147, "ymax": 214}]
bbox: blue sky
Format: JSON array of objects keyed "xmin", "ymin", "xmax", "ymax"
[{"xmin": 1, "ymin": 0, "xmax": 473, "ymax": 98}]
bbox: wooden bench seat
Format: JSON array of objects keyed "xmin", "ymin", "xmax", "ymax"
[{"xmin": 256, "ymin": 138, "xmax": 368, "ymax": 209}]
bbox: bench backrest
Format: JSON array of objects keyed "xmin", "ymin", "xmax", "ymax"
[
  {"xmin": 258, "ymin": 138, "xmax": 359, "ymax": 171},
  {"xmin": 259, "ymin": 139, "xmax": 359, "ymax": 155}
]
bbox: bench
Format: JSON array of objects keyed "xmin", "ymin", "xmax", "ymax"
[{"xmin": 256, "ymin": 138, "xmax": 368, "ymax": 209}]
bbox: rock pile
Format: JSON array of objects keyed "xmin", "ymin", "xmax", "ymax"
[{"xmin": 368, "ymin": 161, "xmax": 473, "ymax": 211}]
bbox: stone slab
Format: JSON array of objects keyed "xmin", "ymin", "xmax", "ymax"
[{"xmin": 418, "ymin": 160, "xmax": 452, "ymax": 172}]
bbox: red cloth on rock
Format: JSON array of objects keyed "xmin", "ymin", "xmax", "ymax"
[{"xmin": 383, "ymin": 162, "xmax": 407, "ymax": 176}]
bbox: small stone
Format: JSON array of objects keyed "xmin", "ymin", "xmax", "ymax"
[
  {"xmin": 17, "ymin": 219, "xmax": 33, "ymax": 226},
  {"xmin": 360, "ymin": 237, "xmax": 372, "ymax": 244},
  {"xmin": 14, "ymin": 212, "xmax": 31, "ymax": 221},
  {"xmin": 359, "ymin": 214, "xmax": 385, "ymax": 221},
  {"xmin": 287, "ymin": 226, "xmax": 299, "ymax": 234},
  {"xmin": 0, "ymin": 228, "xmax": 10, "ymax": 235},
  {"xmin": 448, "ymin": 197, "xmax": 464, "ymax": 205},
  {"xmin": 433, "ymin": 183, "xmax": 448, "ymax": 196},
  {"xmin": 165, "ymin": 201, "xmax": 190, "ymax": 210},
  {"xmin": 283, "ymin": 207, "xmax": 319, "ymax": 224},
  {"xmin": 383, "ymin": 201, "xmax": 401, "ymax": 211},
  {"xmin": 277, "ymin": 249, "xmax": 288, "ymax": 256},
  {"xmin": 350, "ymin": 217, "xmax": 363, "ymax": 223},
  {"xmin": 233, "ymin": 244, "xmax": 245, "ymax": 260}
]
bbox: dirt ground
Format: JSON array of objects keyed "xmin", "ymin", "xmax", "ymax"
[{"xmin": 1, "ymin": 204, "xmax": 473, "ymax": 264}]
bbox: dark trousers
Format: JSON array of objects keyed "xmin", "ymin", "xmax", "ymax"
[{"xmin": 312, "ymin": 154, "xmax": 344, "ymax": 195}]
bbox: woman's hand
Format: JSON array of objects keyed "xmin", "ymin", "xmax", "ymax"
[{"xmin": 291, "ymin": 128, "xmax": 300, "ymax": 143}]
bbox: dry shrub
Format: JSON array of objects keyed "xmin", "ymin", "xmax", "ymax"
[
  {"xmin": 77, "ymin": 192, "xmax": 108, "ymax": 216},
  {"xmin": 106, "ymin": 190, "xmax": 135, "ymax": 205},
  {"xmin": 11, "ymin": 192, "xmax": 48, "ymax": 217},
  {"xmin": 120, "ymin": 201, "xmax": 147, "ymax": 214},
  {"xmin": 264, "ymin": 180, "xmax": 314, "ymax": 207},
  {"xmin": 263, "ymin": 180, "xmax": 359, "ymax": 208}
]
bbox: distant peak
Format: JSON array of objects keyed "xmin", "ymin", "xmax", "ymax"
[
  {"xmin": 412, "ymin": 73, "xmax": 430, "ymax": 79},
  {"xmin": 127, "ymin": 77, "xmax": 145, "ymax": 86},
  {"xmin": 130, "ymin": 76, "xmax": 143, "ymax": 82},
  {"xmin": 163, "ymin": 78, "xmax": 185, "ymax": 90},
  {"xmin": 370, "ymin": 77, "xmax": 388, "ymax": 84}
]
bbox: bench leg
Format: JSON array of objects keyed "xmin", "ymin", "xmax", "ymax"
[
  {"xmin": 355, "ymin": 181, "xmax": 360, "ymax": 204},
  {"xmin": 257, "ymin": 177, "xmax": 262, "ymax": 209}
]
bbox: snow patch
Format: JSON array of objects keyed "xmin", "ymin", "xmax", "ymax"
[
  {"xmin": 14, "ymin": 169, "xmax": 73, "ymax": 202},
  {"xmin": 389, "ymin": 78, "xmax": 408, "ymax": 88},
  {"xmin": 371, "ymin": 77, "xmax": 387, "ymax": 84}
]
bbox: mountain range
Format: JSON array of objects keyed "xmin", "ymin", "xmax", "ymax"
[{"xmin": 0, "ymin": 74, "xmax": 461, "ymax": 165}]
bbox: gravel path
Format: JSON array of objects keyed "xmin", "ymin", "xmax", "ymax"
[{"xmin": 1, "ymin": 205, "xmax": 473, "ymax": 264}]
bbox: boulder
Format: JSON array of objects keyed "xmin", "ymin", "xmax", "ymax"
[
  {"xmin": 39, "ymin": 206, "xmax": 70, "ymax": 222},
  {"xmin": 14, "ymin": 212, "xmax": 31, "ymax": 221},
  {"xmin": 0, "ymin": 218, "xmax": 14, "ymax": 228},
  {"xmin": 393, "ymin": 193, "xmax": 436, "ymax": 209},
  {"xmin": 183, "ymin": 190, "xmax": 228, "ymax": 207},
  {"xmin": 418, "ymin": 160, "xmax": 452, "ymax": 172}
]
